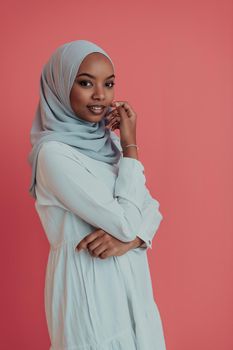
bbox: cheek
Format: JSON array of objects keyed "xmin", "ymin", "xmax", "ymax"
[
  {"xmin": 70, "ymin": 87, "xmax": 88, "ymax": 107},
  {"xmin": 70, "ymin": 89, "xmax": 92, "ymax": 118},
  {"xmin": 106, "ymin": 89, "xmax": 114, "ymax": 100}
]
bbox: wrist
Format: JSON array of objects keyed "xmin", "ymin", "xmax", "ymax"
[
  {"xmin": 121, "ymin": 139, "xmax": 137, "ymax": 148},
  {"xmin": 129, "ymin": 236, "xmax": 144, "ymax": 249}
]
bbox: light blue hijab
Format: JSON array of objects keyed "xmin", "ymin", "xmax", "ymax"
[{"xmin": 28, "ymin": 39, "xmax": 122, "ymax": 199}]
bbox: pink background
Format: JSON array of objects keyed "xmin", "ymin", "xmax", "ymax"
[{"xmin": 1, "ymin": 0, "xmax": 232, "ymax": 349}]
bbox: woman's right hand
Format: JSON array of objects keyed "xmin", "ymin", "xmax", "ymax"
[
  {"xmin": 105, "ymin": 101, "xmax": 137, "ymax": 148},
  {"xmin": 76, "ymin": 228, "xmax": 133, "ymax": 258}
]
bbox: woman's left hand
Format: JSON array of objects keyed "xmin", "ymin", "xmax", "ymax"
[
  {"xmin": 104, "ymin": 101, "xmax": 127, "ymax": 131},
  {"xmin": 75, "ymin": 229, "xmax": 132, "ymax": 259}
]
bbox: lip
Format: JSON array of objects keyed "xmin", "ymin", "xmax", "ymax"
[
  {"xmin": 87, "ymin": 105, "xmax": 106, "ymax": 115},
  {"xmin": 87, "ymin": 104, "xmax": 106, "ymax": 108}
]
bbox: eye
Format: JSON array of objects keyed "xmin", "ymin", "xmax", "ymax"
[
  {"xmin": 78, "ymin": 80, "xmax": 93, "ymax": 87},
  {"xmin": 106, "ymin": 81, "xmax": 115, "ymax": 88},
  {"xmin": 77, "ymin": 80, "xmax": 115, "ymax": 88}
]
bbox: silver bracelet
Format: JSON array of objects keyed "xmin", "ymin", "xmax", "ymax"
[{"xmin": 123, "ymin": 143, "xmax": 139, "ymax": 150}]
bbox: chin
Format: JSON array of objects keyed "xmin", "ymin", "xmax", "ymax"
[
  {"xmin": 85, "ymin": 117, "xmax": 102, "ymax": 125},
  {"xmin": 86, "ymin": 113, "xmax": 105, "ymax": 122}
]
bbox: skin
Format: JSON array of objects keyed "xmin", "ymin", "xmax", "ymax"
[
  {"xmin": 70, "ymin": 52, "xmax": 144, "ymax": 259},
  {"xmin": 70, "ymin": 52, "xmax": 116, "ymax": 124}
]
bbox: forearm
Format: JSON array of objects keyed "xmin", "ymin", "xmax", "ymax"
[{"xmin": 123, "ymin": 147, "xmax": 144, "ymax": 250}]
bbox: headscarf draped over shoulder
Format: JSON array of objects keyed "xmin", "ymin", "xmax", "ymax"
[{"xmin": 28, "ymin": 39, "xmax": 122, "ymax": 199}]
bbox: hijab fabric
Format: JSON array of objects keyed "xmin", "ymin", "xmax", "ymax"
[{"xmin": 28, "ymin": 40, "xmax": 122, "ymax": 199}]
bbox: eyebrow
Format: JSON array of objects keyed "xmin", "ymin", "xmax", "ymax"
[{"xmin": 76, "ymin": 73, "xmax": 115, "ymax": 80}]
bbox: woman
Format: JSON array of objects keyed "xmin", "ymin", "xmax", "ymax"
[{"xmin": 28, "ymin": 39, "xmax": 167, "ymax": 350}]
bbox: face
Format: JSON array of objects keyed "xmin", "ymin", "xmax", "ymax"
[{"xmin": 69, "ymin": 52, "xmax": 115, "ymax": 123}]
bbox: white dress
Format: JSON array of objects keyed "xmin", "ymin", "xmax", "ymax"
[{"xmin": 34, "ymin": 136, "xmax": 167, "ymax": 350}]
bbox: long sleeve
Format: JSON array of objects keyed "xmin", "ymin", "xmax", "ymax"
[
  {"xmin": 109, "ymin": 132, "xmax": 164, "ymax": 251},
  {"xmin": 36, "ymin": 141, "xmax": 149, "ymax": 243},
  {"xmin": 136, "ymin": 187, "xmax": 163, "ymax": 250}
]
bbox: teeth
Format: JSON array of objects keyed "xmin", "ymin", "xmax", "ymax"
[{"xmin": 89, "ymin": 106, "xmax": 104, "ymax": 110}]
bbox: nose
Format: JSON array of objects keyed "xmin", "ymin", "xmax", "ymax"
[{"xmin": 92, "ymin": 85, "xmax": 105, "ymax": 101}]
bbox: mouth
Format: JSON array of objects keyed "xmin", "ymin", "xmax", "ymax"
[{"xmin": 87, "ymin": 105, "xmax": 106, "ymax": 115}]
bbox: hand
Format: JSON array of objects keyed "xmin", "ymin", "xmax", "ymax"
[
  {"xmin": 75, "ymin": 229, "xmax": 133, "ymax": 259},
  {"xmin": 105, "ymin": 101, "xmax": 137, "ymax": 147},
  {"xmin": 105, "ymin": 106, "xmax": 120, "ymax": 131}
]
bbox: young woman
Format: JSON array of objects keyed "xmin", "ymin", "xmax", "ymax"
[{"xmin": 28, "ymin": 39, "xmax": 167, "ymax": 350}]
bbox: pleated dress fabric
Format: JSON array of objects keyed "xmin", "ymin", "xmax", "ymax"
[{"xmin": 34, "ymin": 136, "xmax": 167, "ymax": 350}]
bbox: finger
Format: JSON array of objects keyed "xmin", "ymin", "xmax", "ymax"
[
  {"xmin": 106, "ymin": 113, "xmax": 120, "ymax": 125},
  {"xmin": 105, "ymin": 112, "xmax": 119, "ymax": 126},
  {"xmin": 76, "ymin": 230, "xmax": 103, "ymax": 250},
  {"xmin": 99, "ymin": 249, "xmax": 110, "ymax": 259},
  {"xmin": 87, "ymin": 235, "xmax": 105, "ymax": 251},
  {"xmin": 111, "ymin": 101, "xmax": 124, "ymax": 107},
  {"xmin": 112, "ymin": 123, "xmax": 119, "ymax": 131},
  {"xmin": 115, "ymin": 105, "xmax": 128, "ymax": 120},
  {"xmin": 111, "ymin": 121, "xmax": 120, "ymax": 130},
  {"xmin": 119, "ymin": 101, "xmax": 135, "ymax": 119},
  {"xmin": 90, "ymin": 244, "xmax": 108, "ymax": 258},
  {"xmin": 122, "ymin": 103, "xmax": 136, "ymax": 118},
  {"xmin": 96, "ymin": 246, "xmax": 109, "ymax": 258},
  {"xmin": 105, "ymin": 110, "xmax": 114, "ymax": 120},
  {"xmin": 105, "ymin": 105, "xmax": 119, "ymax": 116},
  {"xmin": 105, "ymin": 116, "xmax": 119, "ymax": 129},
  {"xmin": 111, "ymin": 101, "xmax": 127, "ymax": 109},
  {"xmin": 112, "ymin": 101, "xmax": 136, "ymax": 119},
  {"xmin": 108, "ymin": 122, "xmax": 119, "ymax": 131},
  {"xmin": 106, "ymin": 109, "xmax": 119, "ymax": 119},
  {"xmin": 107, "ymin": 116, "xmax": 119, "ymax": 126}
]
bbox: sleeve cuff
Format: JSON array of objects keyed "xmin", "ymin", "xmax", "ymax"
[{"xmin": 136, "ymin": 234, "xmax": 153, "ymax": 249}]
